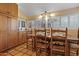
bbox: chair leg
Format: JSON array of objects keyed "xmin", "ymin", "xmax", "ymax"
[
  {"xmin": 76, "ymin": 50, "xmax": 78, "ymax": 56},
  {"xmin": 32, "ymin": 38, "xmax": 34, "ymax": 51},
  {"xmin": 36, "ymin": 48, "xmax": 40, "ymax": 56}
]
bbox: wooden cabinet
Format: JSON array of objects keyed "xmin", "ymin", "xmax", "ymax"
[
  {"xmin": 7, "ymin": 17, "xmax": 19, "ymax": 49},
  {"xmin": 0, "ymin": 15, "xmax": 8, "ymax": 52},
  {"xmin": 0, "ymin": 3, "xmax": 19, "ymax": 52},
  {"xmin": 19, "ymin": 31, "xmax": 26, "ymax": 44},
  {"xmin": 22, "ymin": 31, "xmax": 26, "ymax": 43},
  {"xmin": 0, "ymin": 3, "xmax": 18, "ymax": 17},
  {"xmin": 0, "ymin": 3, "xmax": 27, "ymax": 52},
  {"xmin": 0, "ymin": 4, "xmax": 9, "ymax": 12},
  {"xmin": 0, "ymin": 14, "xmax": 19, "ymax": 52},
  {"xmin": 8, "ymin": 3, "xmax": 18, "ymax": 17},
  {"xmin": 19, "ymin": 31, "xmax": 23, "ymax": 44}
]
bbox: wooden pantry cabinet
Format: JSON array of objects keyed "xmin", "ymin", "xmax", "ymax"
[
  {"xmin": 0, "ymin": 3, "xmax": 19, "ymax": 52},
  {"xmin": 7, "ymin": 17, "xmax": 19, "ymax": 49},
  {"xmin": 0, "ymin": 3, "xmax": 27, "ymax": 52},
  {"xmin": 0, "ymin": 15, "xmax": 8, "ymax": 52}
]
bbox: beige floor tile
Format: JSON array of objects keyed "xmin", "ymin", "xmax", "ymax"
[
  {"xmin": 26, "ymin": 51, "xmax": 34, "ymax": 55},
  {"xmin": 32, "ymin": 53, "xmax": 36, "ymax": 56},
  {"xmin": 0, "ymin": 53, "xmax": 9, "ymax": 56},
  {"xmin": 15, "ymin": 46, "xmax": 22, "ymax": 49},
  {"xmin": 9, "ymin": 51, "xmax": 19, "ymax": 55},
  {"xmin": 22, "ymin": 45, "xmax": 27, "ymax": 49},
  {"xmin": 20, "ymin": 49, "xmax": 28, "ymax": 53},
  {"xmin": 17, "ymin": 48, "xmax": 24, "ymax": 51},
  {"xmin": 0, "ymin": 43, "xmax": 36, "ymax": 56},
  {"xmin": 6, "ymin": 53, "xmax": 12, "ymax": 56},
  {"xmin": 27, "ymin": 45, "xmax": 32, "ymax": 50},
  {"xmin": 12, "ymin": 47, "xmax": 20, "ymax": 50},
  {"xmin": 15, "ymin": 52, "xmax": 24, "ymax": 56},
  {"xmin": 19, "ymin": 44, "xmax": 25, "ymax": 47},
  {"xmin": 22, "ymin": 53, "xmax": 29, "ymax": 56},
  {"xmin": 8, "ymin": 49, "xmax": 15, "ymax": 53},
  {"xmin": 24, "ymin": 49, "xmax": 30, "ymax": 52}
]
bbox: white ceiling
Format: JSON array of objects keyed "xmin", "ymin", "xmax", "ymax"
[{"xmin": 18, "ymin": 3, "xmax": 79, "ymax": 16}]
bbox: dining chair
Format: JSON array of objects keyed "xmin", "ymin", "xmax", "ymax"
[
  {"xmin": 50, "ymin": 28, "xmax": 68, "ymax": 56},
  {"xmin": 26, "ymin": 28, "xmax": 35, "ymax": 51},
  {"xmin": 70, "ymin": 28, "xmax": 79, "ymax": 56},
  {"xmin": 35, "ymin": 28, "xmax": 50, "ymax": 56}
]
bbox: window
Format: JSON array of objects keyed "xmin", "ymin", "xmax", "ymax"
[
  {"xmin": 60, "ymin": 16, "xmax": 69, "ymax": 28},
  {"xmin": 69, "ymin": 14, "xmax": 79, "ymax": 28},
  {"xmin": 18, "ymin": 18, "xmax": 26, "ymax": 31},
  {"xmin": 52, "ymin": 16, "xmax": 60, "ymax": 27},
  {"xmin": 29, "ymin": 14, "xmax": 79, "ymax": 29}
]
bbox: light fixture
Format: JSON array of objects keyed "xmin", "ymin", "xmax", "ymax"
[
  {"xmin": 38, "ymin": 11, "xmax": 56, "ymax": 28},
  {"xmin": 38, "ymin": 14, "xmax": 42, "ymax": 19},
  {"xmin": 45, "ymin": 15, "xmax": 48, "ymax": 20},
  {"xmin": 38, "ymin": 11, "xmax": 55, "ymax": 19},
  {"xmin": 50, "ymin": 13, "xmax": 55, "ymax": 16}
]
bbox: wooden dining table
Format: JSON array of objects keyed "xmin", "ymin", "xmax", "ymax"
[{"xmin": 27, "ymin": 34, "xmax": 79, "ymax": 56}]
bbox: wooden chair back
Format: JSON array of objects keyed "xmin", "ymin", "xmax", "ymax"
[
  {"xmin": 51, "ymin": 28, "xmax": 67, "ymax": 38},
  {"xmin": 50, "ymin": 28, "xmax": 68, "ymax": 56},
  {"xmin": 35, "ymin": 28, "xmax": 49, "ymax": 56}
]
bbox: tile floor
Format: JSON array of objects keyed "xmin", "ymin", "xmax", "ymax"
[
  {"xmin": 0, "ymin": 42, "xmax": 78, "ymax": 56},
  {"xmin": 0, "ymin": 43, "xmax": 36, "ymax": 56}
]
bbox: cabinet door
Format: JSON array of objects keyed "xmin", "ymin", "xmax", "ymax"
[
  {"xmin": 8, "ymin": 3, "xmax": 18, "ymax": 17},
  {"xmin": 0, "ymin": 15, "xmax": 8, "ymax": 52},
  {"xmin": 18, "ymin": 31, "xmax": 26, "ymax": 44},
  {"xmin": 1, "ymin": 16, "xmax": 8, "ymax": 51},
  {"xmin": 22, "ymin": 31, "xmax": 26, "ymax": 43},
  {"xmin": 0, "ymin": 4, "xmax": 9, "ymax": 12},
  {"xmin": 10, "ymin": 18, "xmax": 18, "ymax": 46},
  {"xmin": 7, "ymin": 18, "xmax": 18, "ymax": 48},
  {"xmin": 0, "ymin": 15, "xmax": 3, "ymax": 51},
  {"xmin": 19, "ymin": 31, "xmax": 23, "ymax": 44}
]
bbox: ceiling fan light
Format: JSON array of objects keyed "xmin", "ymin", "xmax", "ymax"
[
  {"xmin": 50, "ymin": 13, "xmax": 55, "ymax": 16},
  {"xmin": 38, "ymin": 15, "xmax": 42, "ymax": 19},
  {"xmin": 45, "ymin": 15, "xmax": 48, "ymax": 20}
]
